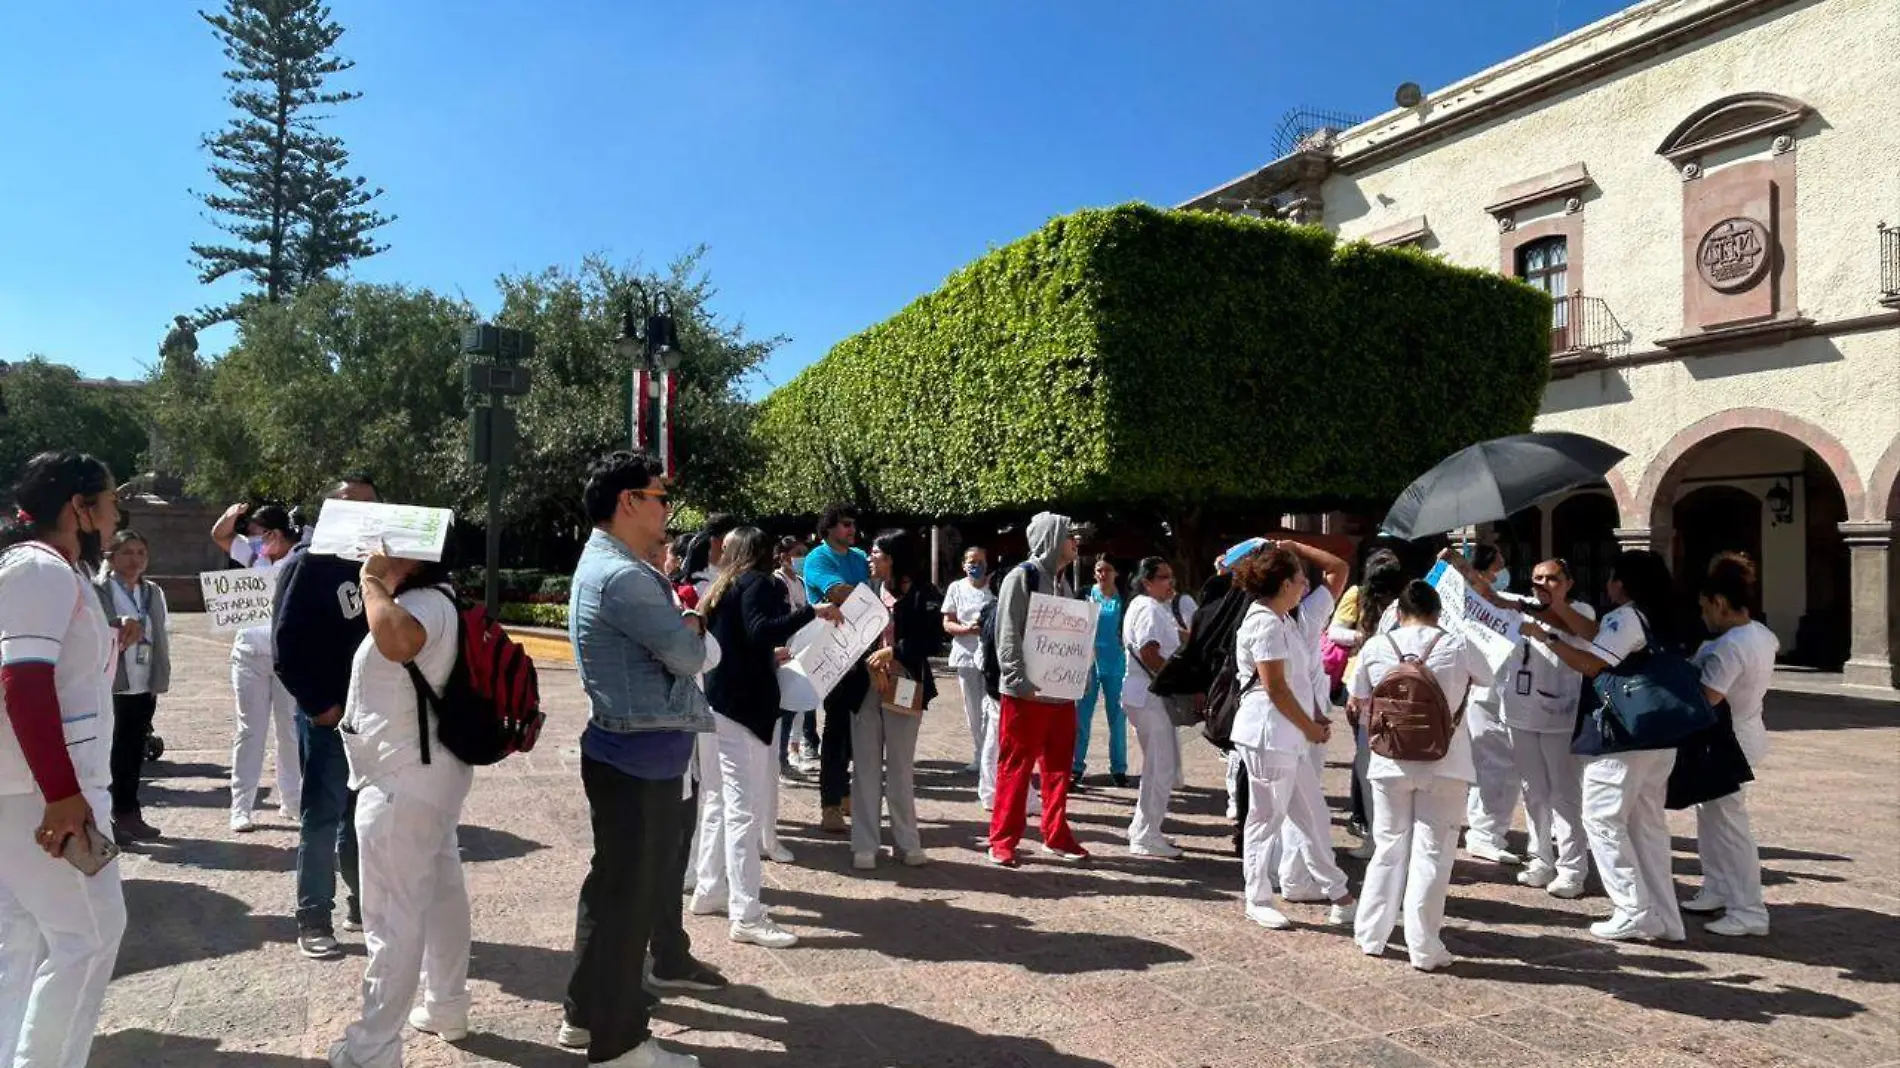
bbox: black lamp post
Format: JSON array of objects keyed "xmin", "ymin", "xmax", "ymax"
[{"xmin": 618, "ymin": 282, "xmax": 683, "ymax": 478}]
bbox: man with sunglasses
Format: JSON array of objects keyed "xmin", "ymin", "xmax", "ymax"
[{"xmin": 801, "ymin": 503, "xmax": 870, "ymax": 833}]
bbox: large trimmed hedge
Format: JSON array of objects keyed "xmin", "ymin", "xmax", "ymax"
[{"xmin": 750, "ymin": 204, "xmax": 1550, "ymax": 518}]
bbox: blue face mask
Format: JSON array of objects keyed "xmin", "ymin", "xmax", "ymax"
[
  {"xmin": 966, "ymin": 563, "xmax": 984, "ymax": 580},
  {"xmin": 1493, "ymin": 567, "xmax": 1512, "ymax": 591}
]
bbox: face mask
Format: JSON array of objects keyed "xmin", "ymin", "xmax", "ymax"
[
  {"xmin": 966, "ymin": 564, "xmax": 984, "ymax": 579},
  {"xmin": 1493, "ymin": 568, "xmax": 1512, "ymax": 591}
]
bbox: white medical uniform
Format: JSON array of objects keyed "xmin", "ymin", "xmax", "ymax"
[
  {"xmin": 1122, "ymin": 594, "xmax": 1182, "ymax": 851},
  {"xmin": 943, "ymin": 577, "xmax": 994, "ymax": 767},
  {"xmin": 227, "ymin": 537, "xmax": 301, "ymax": 821},
  {"xmin": 1167, "ymin": 593, "xmax": 1199, "ymax": 789},
  {"xmin": 1462, "ymin": 659, "xmax": 1521, "ymax": 858},
  {"xmin": 337, "ymin": 586, "xmax": 472, "ymax": 1068},
  {"xmin": 1690, "ymin": 620, "xmax": 1778, "ymax": 929},
  {"xmin": 1270, "ymin": 584, "xmax": 1338, "ymax": 899},
  {"xmin": 0, "ymin": 543, "xmax": 126, "ymax": 1068},
  {"xmin": 1499, "ymin": 599, "xmax": 1596, "ymax": 883},
  {"xmin": 1580, "ymin": 605, "xmax": 1683, "ymax": 941},
  {"xmin": 1349, "ymin": 625, "xmax": 1489, "ymax": 969}
]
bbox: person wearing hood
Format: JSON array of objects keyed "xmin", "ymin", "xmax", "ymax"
[{"xmin": 987, "ymin": 512, "xmax": 1088, "ymax": 867}]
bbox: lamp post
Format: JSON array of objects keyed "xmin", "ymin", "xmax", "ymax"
[
  {"xmin": 617, "ymin": 282, "xmax": 684, "ymax": 478},
  {"xmin": 463, "ymin": 324, "xmax": 535, "ymax": 616}
]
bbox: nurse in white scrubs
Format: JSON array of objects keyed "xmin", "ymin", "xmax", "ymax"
[
  {"xmin": 1682, "ymin": 552, "xmax": 1778, "ymax": 936},
  {"xmin": 1461, "ymin": 546, "xmax": 1523, "ymax": 865},
  {"xmin": 1351, "ymin": 580, "xmax": 1492, "ymax": 971},
  {"xmin": 1122, "ymin": 557, "xmax": 1184, "ymax": 857},
  {"xmin": 1521, "ymin": 549, "xmax": 1685, "ymax": 943},
  {"xmin": 1498, "ymin": 559, "xmax": 1595, "ymax": 899}
]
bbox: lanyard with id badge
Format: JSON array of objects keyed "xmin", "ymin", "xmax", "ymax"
[{"xmin": 117, "ymin": 578, "xmax": 153, "ymax": 665}]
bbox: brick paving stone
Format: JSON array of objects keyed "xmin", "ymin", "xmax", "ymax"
[{"xmin": 85, "ymin": 613, "xmax": 1900, "ymax": 1066}]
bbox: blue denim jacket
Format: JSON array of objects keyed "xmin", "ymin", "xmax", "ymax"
[{"xmin": 569, "ymin": 529, "xmax": 713, "ymax": 733}]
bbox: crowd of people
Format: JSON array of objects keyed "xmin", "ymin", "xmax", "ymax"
[{"xmin": 0, "ymin": 446, "xmax": 1784, "ymax": 1068}]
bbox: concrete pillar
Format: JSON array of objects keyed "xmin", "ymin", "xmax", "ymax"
[
  {"xmin": 1613, "ymin": 527, "xmax": 1659, "ymax": 553},
  {"xmin": 1838, "ymin": 521, "xmax": 1895, "ymax": 689}
]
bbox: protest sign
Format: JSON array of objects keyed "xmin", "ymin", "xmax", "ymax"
[
  {"xmin": 199, "ymin": 568, "xmax": 281, "ymax": 634},
  {"xmin": 309, "ymin": 500, "xmax": 454, "ymax": 562},
  {"xmin": 1023, "ymin": 592, "xmax": 1098, "ymax": 701},
  {"xmin": 787, "ymin": 584, "xmax": 889, "ymax": 702},
  {"xmin": 1426, "ymin": 560, "xmax": 1521, "ymax": 674}
]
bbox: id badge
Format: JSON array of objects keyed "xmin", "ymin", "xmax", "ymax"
[
  {"xmin": 1514, "ymin": 670, "xmax": 1533, "ymax": 696},
  {"xmin": 134, "ymin": 643, "xmax": 151, "ymax": 666}
]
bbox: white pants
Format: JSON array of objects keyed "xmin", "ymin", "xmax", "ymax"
[
  {"xmin": 955, "ymin": 666, "xmax": 987, "ymax": 766},
  {"xmin": 1582, "ymin": 750, "xmax": 1683, "ymax": 939},
  {"xmin": 1126, "ymin": 700, "xmax": 1177, "ymax": 850},
  {"xmin": 1353, "ymin": 723, "xmax": 1376, "ymax": 834},
  {"xmin": 230, "ymin": 644, "xmax": 301, "ymax": 818},
  {"xmin": 1510, "ymin": 727, "xmax": 1588, "ymax": 879},
  {"xmin": 339, "ymin": 774, "xmax": 471, "ymax": 1068},
  {"xmin": 1695, "ymin": 787, "xmax": 1766, "ymax": 927},
  {"xmin": 1464, "ymin": 692, "xmax": 1519, "ymax": 852},
  {"xmin": 978, "ymin": 695, "xmax": 1035, "ymax": 814},
  {"xmin": 689, "ymin": 731, "xmax": 724, "ymax": 895},
  {"xmin": 1237, "ymin": 745, "xmax": 1350, "ymax": 911},
  {"xmin": 1225, "ymin": 749, "xmax": 1243, "ymax": 820},
  {"xmin": 1274, "ymin": 742, "xmax": 1332, "ymax": 897},
  {"xmin": 695, "ymin": 715, "xmax": 771, "ymax": 923},
  {"xmin": 760, "ymin": 721, "xmax": 786, "ymax": 854},
  {"xmin": 0, "ymin": 789, "xmax": 126, "ymax": 1068},
  {"xmin": 1170, "ymin": 725, "xmax": 1195, "ymax": 789},
  {"xmin": 1356, "ymin": 775, "xmax": 1465, "ymax": 967},
  {"xmin": 851, "ymin": 689, "xmax": 922, "ymax": 859}
]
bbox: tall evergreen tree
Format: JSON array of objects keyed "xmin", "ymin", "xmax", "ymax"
[{"xmin": 191, "ymin": 0, "xmax": 392, "ymax": 321}]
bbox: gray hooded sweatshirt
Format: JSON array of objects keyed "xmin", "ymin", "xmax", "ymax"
[{"xmin": 996, "ymin": 511, "xmax": 1075, "ymax": 699}]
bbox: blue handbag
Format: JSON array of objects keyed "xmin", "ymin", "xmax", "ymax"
[{"xmin": 1571, "ymin": 612, "xmax": 1714, "ymax": 755}]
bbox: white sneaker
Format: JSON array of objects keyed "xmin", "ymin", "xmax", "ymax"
[
  {"xmin": 1245, "ymin": 903, "xmax": 1292, "ymax": 930},
  {"xmin": 1547, "ymin": 872, "xmax": 1587, "ymax": 899},
  {"xmin": 596, "ymin": 1037, "xmax": 702, "ymax": 1068},
  {"xmin": 798, "ymin": 755, "xmax": 821, "ymax": 775},
  {"xmin": 763, "ymin": 843, "xmax": 795, "ymax": 864},
  {"xmin": 1129, "ymin": 841, "xmax": 1183, "ymax": 859},
  {"xmin": 1327, "ymin": 899, "xmax": 1358, "ymax": 926},
  {"xmin": 1280, "ymin": 890, "xmax": 1332, "ymax": 904},
  {"xmin": 230, "ymin": 811, "xmax": 256, "ymax": 834},
  {"xmin": 1589, "ymin": 916, "xmax": 1656, "ymax": 942},
  {"xmin": 1704, "ymin": 915, "xmax": 1769, "ymax": 937},
  {"xmin": 1517, "ymin": 861, "xmax": 1557, "ymax": 888},
  {"xmin": 1411, "ymin": 950, "xmax": 1455, "ymax": 973},
  {"xmin": 556, "ymin": 1022, "xmax": 590, "ymax": 1050},
  {"xmin": 1681, "ymin": 890, "xmax": 1726, "ymax": 914},
  {"xmin": 899, "ymin": 849, "xmax": 931, "ymax": 867},
  {"xmin": 278, "ymin": 804, "xmax": 299, "ymax": 823},
  {"xmin": 730, "ymin": 917, "xmax": 798, "ymax": 949},
  {"xmin": 687, "ymin": 891, "xmax": 726, "ymax": 917},
  {"xmin": 1037, "ymin": 843, "xmax": 1088, "ymax": 863},
  {"xmin": 1466, "ymin": 839, "xmax": 1521, "ymax": 865},
  {"xmin": 852, "ymin": 852, "xmax": 876, "ymax": 871},
  {"xmin": 407, "ymin": 1004, "xmax": 469, "ymax": 1042},
  {"xmin": 1347, "ymin": 839, "xmax": 1376, "ymax": 861}
]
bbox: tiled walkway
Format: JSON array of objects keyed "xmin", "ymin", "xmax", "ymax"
[{"xmin": 90, "ymin": 613, "xmax": 1899, "ymax": 1067}]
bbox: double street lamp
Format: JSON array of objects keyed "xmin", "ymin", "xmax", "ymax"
[{"xmin": 617, "ymin": 282, "xmax": 683, "ymax": 479}]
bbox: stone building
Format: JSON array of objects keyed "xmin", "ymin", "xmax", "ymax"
[{"xmin": 1185, "ymin": 0, "xmax": 1899, "ymax": 689}]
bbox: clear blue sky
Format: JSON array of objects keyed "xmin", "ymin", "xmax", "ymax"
[{"xmin": 0, "ymin": 0, "xmax": 1623, "ymax": 396}]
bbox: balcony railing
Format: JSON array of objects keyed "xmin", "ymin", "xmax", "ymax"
[
  {"xmin": 1880, "ymin": 222, "xmax": 1900, "ymax": 308},
  {"xmin": 1550, "ymin": 293, "xmax": 1629, "ymax": 358}
]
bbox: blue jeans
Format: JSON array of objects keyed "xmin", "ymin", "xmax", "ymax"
[
  {"xmin": 1073, "ymin": 663, "xmax": 1127, "ymax": 778},
  {"xmin": 295, "ymin": 710, "xmax": 360, "ymax": 933},
  {"xmin": 777, "ymin": 708, "xmax": 819, "ymax": 765}
]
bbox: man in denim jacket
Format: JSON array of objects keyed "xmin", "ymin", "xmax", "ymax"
[{"xmin": 560, "ymin": 452, "xmax": 715, "ymax": 1068}]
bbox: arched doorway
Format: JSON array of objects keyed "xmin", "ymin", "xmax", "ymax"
[
  {"xmin": 1552, "ymin": 493, "xmax": 1619, "ymax": 612},
  {"xmin": 1676, "ymin": 485, "xmax": 1763, "ymax": 646}
]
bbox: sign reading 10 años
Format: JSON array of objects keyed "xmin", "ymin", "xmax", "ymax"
[{"xmin": 199, "ymin": 567, "xmax": 282, "ymax": 635}]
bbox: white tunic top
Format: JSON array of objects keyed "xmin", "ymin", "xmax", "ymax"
[
  {"xmin": 941, "ymin": 577, "xmax": 994, "ymax": 669},
  {"xmin": 1349, "ymin": 625, "xmax": 1490, "ymax": 783},
  {"xmin": 1230, "ymin": 591, "xmax": 1329, "ymax": 763},
  {"xmin": 1694, "ymin": 620, "xmax": 1778, "ymax": 768},
  {"xmin": 1120, "ymin": 594, "xmax": 1182, "ymax": 708},
  {"xmin": 341, "ymin": 587, "xmax": 470, "ymax": 811},
  {"xmin": 1497, "ymin": 598, "xmax": 1597, "ymax": 734},
  {"xmin": 0, "ymin": 544, "xmax": 115, "ymax": 796}
]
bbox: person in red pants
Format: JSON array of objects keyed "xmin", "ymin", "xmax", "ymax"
[{"xmin": 988, "ymin": 512, "xmax": 1086, "ymax": 867}]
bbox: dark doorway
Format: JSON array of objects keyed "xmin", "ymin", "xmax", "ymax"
[
  {"xmin": 1675, "ymin": 485, "xmax": 1763, "ymax": 648},
  {"xmin": 1552, "ymin": 492, "xmax": 1619, "ymax": 613}
]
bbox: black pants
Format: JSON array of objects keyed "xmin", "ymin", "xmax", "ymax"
[
  {"xmin": 566, "ymin": 758, "xmax": 685, "ymax": 1061},
  {"xmin": 818, "ymin": 666, "xmax": 866, "ymax": 808},
  {"xmin": 651, "ymin": 780, "xmax": 698, "ymax": 975},
  {"xmin": 109, "ymin": 692, "xmax": 158, "ymax": 815}
]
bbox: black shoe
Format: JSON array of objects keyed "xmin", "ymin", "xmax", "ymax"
[
  {"xmin": 647, "ymin": 958, "xmax": 730, "ymax": 994},
  {"xmin": 1112, "ymin": 774, "xmax": 1131, "ymax": 789},
  {"xmin": 298, "ymin": 928, "xmax": 343, "ymax": 960},
  {"xmin": 112, "ymin": 811, "xmax": 161, "ymax": 842}
]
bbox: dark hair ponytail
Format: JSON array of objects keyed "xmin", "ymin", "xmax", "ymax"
[
  {"xmin": 1396, "ymin": 579, "xmax": 1442, "ymax": 620},
  {"xmin": 2, "ymin": 450, "xmax": 113, "ymax": 552}
]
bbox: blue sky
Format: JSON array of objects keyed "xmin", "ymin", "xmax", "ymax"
[{"xmin": 0, "ymin": 1, "xmax": 1624, "ymax": 396}]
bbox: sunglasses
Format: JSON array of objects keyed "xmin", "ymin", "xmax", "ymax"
[{"xmin": 626, "ymin": 489, "xmax": 671, "ymax": 505}]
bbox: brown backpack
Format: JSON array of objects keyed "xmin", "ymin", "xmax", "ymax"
[{"xmin": 1366, "ymin": 631, "xmax": 1466, "ymax": 762}]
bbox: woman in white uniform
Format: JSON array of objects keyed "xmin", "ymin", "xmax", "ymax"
[
  {"xmin": 1682, "ymin": 552, "xmax": 1778, "ymax": 937},
  {"xmin": 1461, "ymin": 545, "xmax": 1523, "ymax": 865},
  {"xmin": 1351, "ymin": 580, "xmax": 1491, "ymax": 971},
  {"xmin": 210, "ymin": 502, "xmax": 303, "ymax": 832},
  {"xmin": 0, "ymin": 450, "xmax": 127, "ymax": 1068},
  {"xmin": 332, "ymin": 548, "xmax": 474, "ymax": 1068},
  {"xmin": 1265, "ymin": 540, "xmax": 1351, "ymax": 903},
  {"xmin": 941, "ymin": 547, "xmax": 995, "ymax": 777},
  {"xmin": 1522, "ymin": 550, "xmax": 1686, "ymax": 943},
  {"xmin": 1327, "ymin": 550, "xmax": 1405, "ymax": 863},
  {"xmin": 1122, "ymin": 557, "xmax": 1184, "ymax": 857},
  {"xmin": 1229, "ymin": 545, "xmax": 1356, "ymax": 931}
]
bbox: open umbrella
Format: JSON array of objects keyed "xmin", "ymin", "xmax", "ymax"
[{"xmin": 1381, "ymin": 432, "xmax": 1627, "ymax": 540}]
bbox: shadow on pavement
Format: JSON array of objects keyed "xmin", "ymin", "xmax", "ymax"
[
  {"xmin": 1763, "ymin": 692, "xmax": 1897, "ymax": 731},
  {"xmin": 459, "ymin": 824, "xmax": 550, "ymax": 863},
  {"xmin": 113, "ymin": 879, "xmax": 295, "ymax": 979},
  {"xmin": 89, "ymin": 1030, "xmax": 322, "ymax": 1067}
]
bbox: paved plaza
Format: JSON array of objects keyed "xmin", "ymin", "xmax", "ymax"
[{"xmin": 90, "ymin": 613, "xmax": 1900, "ymax": 1068}]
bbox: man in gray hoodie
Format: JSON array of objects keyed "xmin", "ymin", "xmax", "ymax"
[{"xmin": 987, "ymin": 511, "xmax": 1088, "ymax": 867}]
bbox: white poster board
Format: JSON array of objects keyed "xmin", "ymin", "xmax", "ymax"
[
  {"xmin": 1023, "ymin": 592, "xmax": 1098, "ymax": 702},
  {"xmin": 786, "ymin": 584, "xmax": 889, "ymax": 703},
  {"xmin": 309, "ymin": 500, "xmax": 454, "ymax": 562},
  {"xmin": 1426, "ymin": 560, "xmax": 1521, "ymax": 674},
  {"xmin": 199, "ymin": 568, "xmax": 281, "ymax": 634}
]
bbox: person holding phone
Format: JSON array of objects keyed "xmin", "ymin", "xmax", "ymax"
[{"xmin": 0, "ymin": 450, "xmax": 128, "ymax": 1068}]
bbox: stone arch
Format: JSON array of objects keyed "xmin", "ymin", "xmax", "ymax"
[
  {"xmin": 1637, "ymin": 408, "xmax": 1865, "ymax": 533},
  {"xmin": 1654, "ymin": 92, "xmax": 1814, "ymax": 164},
  {"xmin": 1868, "ymin": 434, "xmax": 1900, "ymax": 521}
]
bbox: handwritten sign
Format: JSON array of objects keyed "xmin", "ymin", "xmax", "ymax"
[
  {"xmin": 310, "ymin": 500, "xmax": 453, "ymax": 562},
  {"xmin": 787, "ymin": 584, "xmax": 889, "ymax": 703},
  {"xmin": 1023, "ymin": 592, "xmax": 1098, "ymax": 701},
  {"xmin": 1426, "ymin": 561, "xmax": 1521, "ymax": 674},
  {"xmin": 199, "ymin": 568, "xmax": 281, "ymax": 634}
]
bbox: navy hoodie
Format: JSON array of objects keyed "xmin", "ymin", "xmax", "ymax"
[{"xmin": 272, "ymin": 529, "xmax": 369, "ymax": 717}]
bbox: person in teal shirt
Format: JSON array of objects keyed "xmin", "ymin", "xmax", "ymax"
[{"xmin": 1073, "ymin": 556, "xmax": 1128, "ymax": 785}]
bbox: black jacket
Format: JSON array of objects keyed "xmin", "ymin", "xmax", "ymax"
[
  {"xmin": 887, "ymin": 580, "xmax": 944, "ymax": 705},
  {"xmin": 706, "ymin": 571, "xmax": 815, "ymax": 743},
  {"xmin": 272, "ymin": 532, "xmax": 370, "ymax": 718}
]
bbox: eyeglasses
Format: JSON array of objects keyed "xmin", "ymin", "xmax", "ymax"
[{"xmin": 626, "ymin": 489, "xmax": 670, "ymax": 506}]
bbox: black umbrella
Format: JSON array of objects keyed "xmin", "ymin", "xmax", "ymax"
[{"xmin": 1381, "ymin": 432, "xmax": 1627, "ymax": 540}]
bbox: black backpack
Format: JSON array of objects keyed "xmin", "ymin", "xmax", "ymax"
[
  {"xmin": 978, "ymin": 562, "xmax": 1040, "ymax": 699},
  {"xmin": 1150, "ymin": 585, "xmax": 1254, "ymax": 750}
]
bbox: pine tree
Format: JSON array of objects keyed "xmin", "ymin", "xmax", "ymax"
[{"xmin": 191, "ymin": 0, "xmax": 392, "ymax": 321}]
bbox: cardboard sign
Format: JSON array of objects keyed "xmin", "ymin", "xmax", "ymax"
[
  {"xmin": 1023, "ymin": 592, "xmax": 1098, "ymax": 701},
  {"xmin": 199, "ymin": 568, "xmax": 280, "ymax": 634},
  {"xmin": 787, "ymin": 584, "xmax": 889, "ymax": 703},
  {"xmin": 309, "ymin": 500, "xmax": 454, "ymax": 562},
  {"xmin": 1426, "ymin": 560, "xmax": 1522, "ymax": 674}
]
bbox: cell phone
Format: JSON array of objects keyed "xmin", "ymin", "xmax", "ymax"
[{"xmin": 60, "ymin": 820, "xmax": 122, "ymax": 877}]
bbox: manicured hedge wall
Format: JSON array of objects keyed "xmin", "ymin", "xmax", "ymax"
[{"xmin": 750, "ymin": 203, "xmax": 1550, "ymax": 518}]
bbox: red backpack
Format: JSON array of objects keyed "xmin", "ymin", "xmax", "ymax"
[
  {"xmin": 406, "ymin": 589, "xmax": 544, "ymax": 766},
  {"xmin": 1365, "ymin": 631, "xmax": 1465, "ymax": 762}
]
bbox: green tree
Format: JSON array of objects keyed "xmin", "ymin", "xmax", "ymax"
[
  {"xmin": 192, "ymin": 0, "xmax": 392, "ymax": 321},
  {"xmin": 0, "ymin": 359, "xmax": 149, "ymax": 489}
]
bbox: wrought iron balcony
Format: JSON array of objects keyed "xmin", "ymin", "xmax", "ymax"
[
  {"xmin": 1550, "ymin": 293, "xmax": 1629, "ymax": 358},
  {"xmin": 1880, "ymin": 222, "xmax": 1900, "ymax": 308}
]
